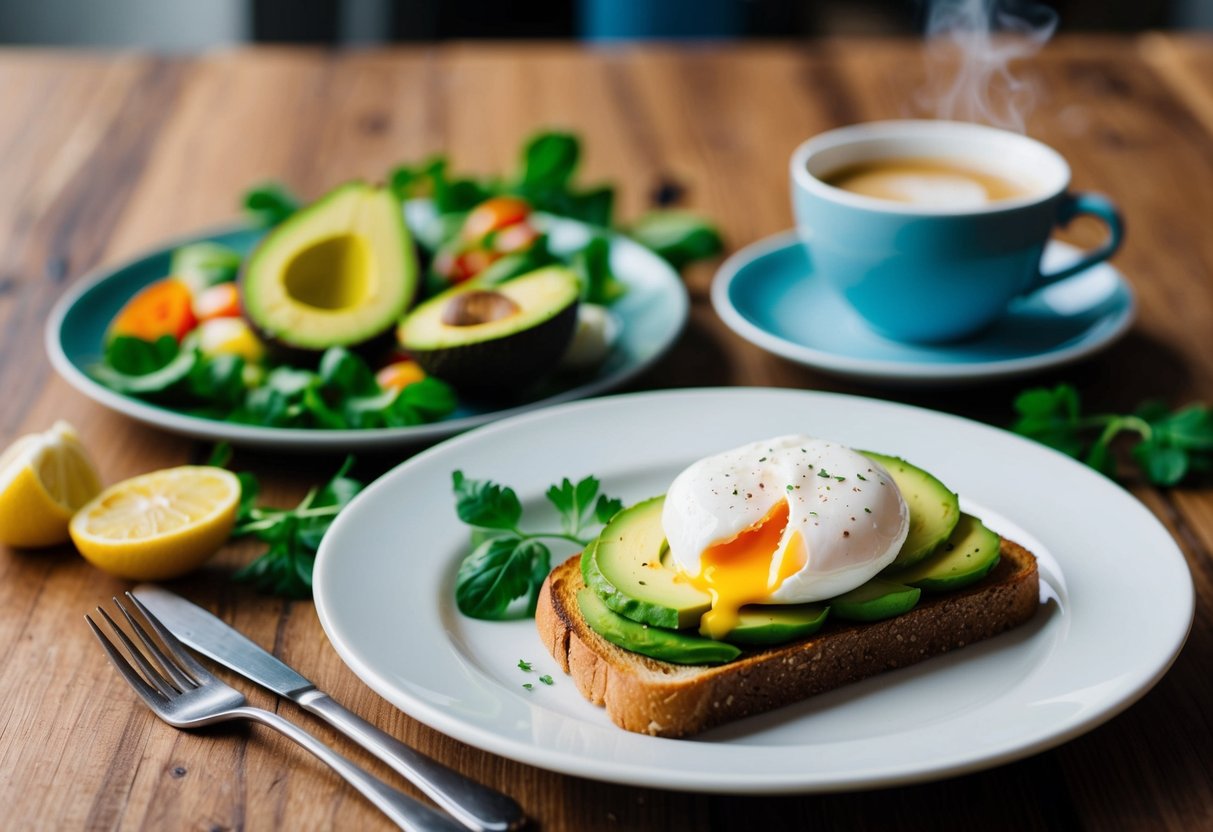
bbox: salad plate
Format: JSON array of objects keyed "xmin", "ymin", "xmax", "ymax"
[
  {"xmin": 313, "ymin": 388, "xmax": 1193, "ymax": 794},
  {"xmin": 712, "ymin": 231, "xmax": 1135, "ymax": 387},
  {"xmin": 44, "ymin": 210, "xmax": 687, "ymax": 452}
]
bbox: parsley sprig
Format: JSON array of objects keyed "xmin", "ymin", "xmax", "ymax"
[
  {"xmin": 210, "ymin": 445, "xmax": 364, "ymax": 598},
  {"xmin": 452, "ymin": 471, "xmax": 623, "ymax": 620},
  {"xmin": 1012, "ymin": 384, "xmax": 1213, "ymax": 486}
]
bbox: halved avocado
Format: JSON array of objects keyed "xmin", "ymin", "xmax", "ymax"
[
  {"xmin": 241, "ymin": 182, "xmax": 417, "ymax": 356},
  {"xmin": 397, "ymin": 266, "xmax": 580, "ymax": 397}
]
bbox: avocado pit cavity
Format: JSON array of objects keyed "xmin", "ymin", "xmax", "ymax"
[
  {"xmin": 283, "ymin": 233, "xmax": 374, "ymax": 311},
  {"xmin": 441, "ymin": 290, "xmax": 522, "ymax": 327}
]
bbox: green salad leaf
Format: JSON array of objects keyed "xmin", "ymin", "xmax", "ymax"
[{"xmin": 628, "ymin": 211, "xmax": 724, "ymax": 269}]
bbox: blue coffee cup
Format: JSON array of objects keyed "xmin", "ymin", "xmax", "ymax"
[{"xmin": 790, "ymin": 121, "xmax": 1124, "ymax": 344}]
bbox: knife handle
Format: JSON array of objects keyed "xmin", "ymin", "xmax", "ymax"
[{"xmin": 297, "ymin": 690, "xmax": 526, "ymax": 832}]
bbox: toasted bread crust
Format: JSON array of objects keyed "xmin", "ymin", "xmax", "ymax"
[{"xmin": 535, "ymin": 539, "xmax": 1040, "ymax": 737}]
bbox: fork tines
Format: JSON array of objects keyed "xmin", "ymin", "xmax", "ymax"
[{"xmin": 86, "ymin": 593, "xmax": 209, "ymax": 703}]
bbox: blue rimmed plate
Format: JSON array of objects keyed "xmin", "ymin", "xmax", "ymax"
[
  {"xmin": 712, "ymin": 231, "xmax": 1134, "ymax": 386},
  {"xmin": 44, "ymin": 210, "xmax": 687, "ymax": 452}
]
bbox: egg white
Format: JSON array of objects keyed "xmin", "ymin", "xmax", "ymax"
[{"xmin": 662, "ymin": 435, "xmax": 909, "ymax": 604}]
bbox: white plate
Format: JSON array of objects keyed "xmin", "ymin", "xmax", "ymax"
[
  {"xmin": 313, "ymin": 388, "xmax": 1192, "ymax": 793},
  {"xmin": 44, "ymin": 210, "xmax": 686, "ymax": 452}
]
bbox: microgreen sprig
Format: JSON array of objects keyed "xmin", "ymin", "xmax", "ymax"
[
  {"xmin": 452, "ymin": 471, "xmax": 622, "ymax": 620},
  {"xmin": 1012, "ymin": 384, "xmax": 1213, "ymax": 486}
]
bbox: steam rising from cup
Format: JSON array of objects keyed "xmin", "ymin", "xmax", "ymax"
[{"xmin": 922, "ymin": 0, "xmax": 1058, "ymax": 133}]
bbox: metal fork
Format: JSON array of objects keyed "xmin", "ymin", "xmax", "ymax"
[{"xmin": 87, "ymin": 593, "xmax": 465, "ymax": 832}]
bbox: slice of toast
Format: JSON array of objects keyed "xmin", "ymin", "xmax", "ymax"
[{"xmin": 536, "ymin": 539, "xmax": 1039, "ymax": 738}]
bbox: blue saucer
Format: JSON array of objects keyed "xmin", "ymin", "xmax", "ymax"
[{"xmin": 711, "ymin": 231, "xmax": 1135, "ymax": 386}]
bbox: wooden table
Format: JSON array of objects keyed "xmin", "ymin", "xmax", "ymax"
[{"xmin": 2, "ymin": 36, "xmax": 1212, "ymax": 830}]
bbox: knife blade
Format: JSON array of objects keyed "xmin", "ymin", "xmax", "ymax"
[{"xmin": 133, "ymin": 584, "xmax": 525, "ymax": 832}]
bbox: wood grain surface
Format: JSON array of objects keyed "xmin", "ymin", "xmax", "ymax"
[{"xmin": 1, "ymin": 38, "xmax": 1212, "ymax": 831}]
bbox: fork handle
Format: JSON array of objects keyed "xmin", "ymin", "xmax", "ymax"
[
  {"xmin": 297, "ymin": 691, "xmax": 525, "ymax": 832},
  {"xmin": 234, "ymin": 706, "xmax": 465, "ymax": 832}
]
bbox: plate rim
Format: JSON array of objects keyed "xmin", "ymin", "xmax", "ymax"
[
  {"xmin": 44, "ymin": 217, "xmax": 688, "ymax": 451},
  {"xmin": 313, "ymin": 386, "xmax": 1194, "ymax": 794},
  {"xmin": 710, "ymin": 230, "xmax": 1136, "ymax": 385}
]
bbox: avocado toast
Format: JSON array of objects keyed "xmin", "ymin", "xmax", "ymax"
[{"xmin": 537, "ymin": 539, "xmax": 1039, "ymax": 737}]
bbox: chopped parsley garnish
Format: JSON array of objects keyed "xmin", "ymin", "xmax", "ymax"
[
  {"xmin": 864, "ymin": 507, "xmax": 872, "ymax": 513},
  {"xmin": 856, "ymin": 473, "xmax": 867, "ymax": 481},
  {"xmin": 522, "ymin": 683, "xmax": 534, "ymax": 691},
  {"xmin": 817, "ymin": 469, "xmax": 831, "ymax": 478},
  {"xmin": 539, "ymin": 675, "xmax": 554, "ymax": 686},
  {"xmin": 517, "ymin": 659, "xmax": 533, "ymax": 672}
]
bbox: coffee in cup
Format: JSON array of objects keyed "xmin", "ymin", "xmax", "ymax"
[{"xmin": 789, "ymin": 120, "xmax": 1124, "ymax": 344}]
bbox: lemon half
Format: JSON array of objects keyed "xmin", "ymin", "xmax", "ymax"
[
  {"xmin": 0, "ymin": 421, "xmax": 102, "ymax": 547},
  {"xmin": 70, "ymin": 466, "xmax": 241, "ymax": 580}
]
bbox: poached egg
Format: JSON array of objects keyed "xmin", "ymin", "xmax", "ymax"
[{"xmin": 662, "ymin": 435, "xmax": 909, "ymax": 638}]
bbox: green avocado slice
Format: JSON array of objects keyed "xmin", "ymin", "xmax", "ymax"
[
  {"xmin": 584, "ymin": 496, "xmax": 711, "ymax": 630},
  {"xmin": 576, "ymin": 588, "xmax": 741, "ymax": 665},
  {"xmin": 829, "ymin": 578, "xmax": 921, "ymax": 622},
  {"xmin": 863, "ymin": 451, "xmax": 960, "ymax": 569},
  {"xmin": 241, "ymin": 182, "xmax": 417, "ymax": 353},
  {"xmin": 724, "ymin": 604, "xmax": 830, "ymax": 645},
  {"xmin": 891, "ymin": 513, "xmax": 1001, "ymax": 591}
]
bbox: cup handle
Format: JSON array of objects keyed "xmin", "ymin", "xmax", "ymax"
[{"xmin": 1029, "ymin": 191, "xmax": 1125, "ymax": 292}]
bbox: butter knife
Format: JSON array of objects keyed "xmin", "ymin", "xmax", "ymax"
[{"xmin": 133, "ymin": 585, "xmax": 525, "ymax": 832}]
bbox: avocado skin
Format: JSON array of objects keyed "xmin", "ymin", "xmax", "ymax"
[
  {"xmin": 863, "ymin": 451, "xmax": 961, "ymax": 569},
  {"xmin": 409, "ymin": 299, "xmax": 578, "ymax": 398},
  {"xmin": 576, "ymin": 588, "xmax": 741, "ymax": 665}
]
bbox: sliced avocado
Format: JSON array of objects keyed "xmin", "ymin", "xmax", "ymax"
[
  {"xmin": 398, "ymin": 266, "xmax": 580, "ymax": 397},
  {"xmin": 829, "ymin": 578, "xmax": 921, "ymax": 622},
  {"xmin": 724, "ymin": 604, "xmax": 830, "ymax": 646},
  {"xmin": 863, "ymin": 451, "xmax": 960, "ymax": 569},
  {"xmin": 584, "ymin": 496, "xmax": 711, "ymax": 630},
  {"xmin": 891, "ymin": 513, "xmax": 1001, "ymax": 591},
  {"xmin": 577, "ymin": 588, "xmax": 741, "ymax": 665},
  {"xmin": 241, "ymin": 182, "xmax": 417, "ymax": 355}
]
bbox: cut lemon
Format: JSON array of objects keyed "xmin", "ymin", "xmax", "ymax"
[
  {"xmin": 0, "ymin": 421, "xmax": 103, "ymax": 548},
  {"xmin": 69, "ymin": 466, "xmax": 241, "ymax": 580}
]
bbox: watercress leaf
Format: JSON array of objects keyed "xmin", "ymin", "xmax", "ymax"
[
  {"xmin": 170, "ymin": 242, "xmax": 242, "ymax": 292},
  {"xmin": 1133, "ymin": 400, "xmax": 1171, "ymax": 423},
  {"xmin": 545, "ymin": 479, "xmax": 576, "ymax": 533},
  {"xmin": 93, "ymin": 345, "xmax": 198, "ymax": 397},
  {"xmin": 571, "ymin": 235, "xmax": 626, "ymax": 306},
  {"xmin": 454, "ymin": 535, "xmax": 534, "ymax": 619},
  {"xmin": 1151, "ymin": 405, "xmax": 1213, "ymax": 452},
  {"xmin": 565, "ymin": 185, "xmax": 614, "ymax": 227},
  {"xmin": 398, "ymin": 377, "xmax": 457, "ymax": 420},
  {"xmin": 318, "ymin": 348, "xmax": 379, "ymax": 397},
  {"xmin": 595, "ymin": 494, "xmax": 624, "ymax": 524},
  {"xmin": 187, "ymin": 353, "xmax": 246, "ymax": 408},
  {"xmin": 573, "ymin": 475, "xmax": 601, "ymax": 529},
  {"xmin": 302, "ymin": 386, "xmax": 348, "ymax": 430},
  {"xmin": 312, "ymin": 456, "xmax": 362, "ymax": 510},
  {"xmin": 244, "ymin": 182, "xmax": 300, "ymax": 227},
  {"xmin": 383, "ymin": 398, "xmax": 423, "ymax": 427},
  {"xmin": 1014, "ymin": 384, "xmax": 1080, "ymax": 421},
  {"xmin": 105, "ymin": 335, "xmax": 180, "ymax": 376},
  {"xmin": 206, "ymin": 442, "xmax": 233, "ymax": 469},
  {"xmin": 1134, "ymin": 441, "xmax": 1190, "ymax": 486},
  {"xmin": 628, "ymin": 211, "xmax": 724, "ymax": 269},
  {"xmin": 521, "ymin": 132, "xmax": 580, "ymax": 190},
  {"xmin": 452, "ymin": 470, "xmax": 522, "ymax": 530},
  {"xmin": 235, "ymin": 472, "xmax": 259, "ymax": 524}
]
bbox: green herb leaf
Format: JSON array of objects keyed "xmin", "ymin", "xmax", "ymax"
[
  {"xmin": 517, "ymin": 659, "xmax": 533, "ymax": 672},
  {"xmin": 105, "ymin": 335, "xmax": 180, "ymax": 376},
  {"xmin": 595, "ymin": 494, "xmax": 624, "ymax": 525},
  {"xmin": 454, "ymin": 536, "xmax": 546, "ymax": 619},
  {"xmin": 318, "ymin": 348, "xmax": 379, "ymax": 398},
  {"xmin": 244, "ymin": 182, "xmax": 301, "ymax": 227},
  {"xmin": 521, "ymin": 132, "xmax": 580, "ymax": 191},
  {"xmin": 572, "ymin": 236, "xmax": 626, "ymax": 306},
  {"xmin": 628, "ymin": 211, "xmax": 724, "ymax": 269},
  {"xmin": 1134, "ymin": 441, "xmax": 1190, "ymax": 486},
  {"xmin": 1011, "ymin": 384, "xmax": 1086, "ymax": 458},
  {"xmin": 452, "ymin": 471, "xmax": 522, "ymax": 530},
  {"xmin": 206, "ymin": 442, "xmax": 233, "ymax": 469},
  {"xmin": 539, "ymin": 674, "xmax": 554, "ymax": 686},
  {"xmin": 397, "ymin": 377, "xmax": 457, "ymax": 420}
]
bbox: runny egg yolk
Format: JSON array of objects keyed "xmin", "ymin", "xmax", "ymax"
[{"xmin": 687, "ymin": 499, "xmax": 806, "ymax": 640}]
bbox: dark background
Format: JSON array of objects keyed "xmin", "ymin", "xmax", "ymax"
[{"xmin": 0, "ymin": 0, "xmax": 1207, "ymax": 49}]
